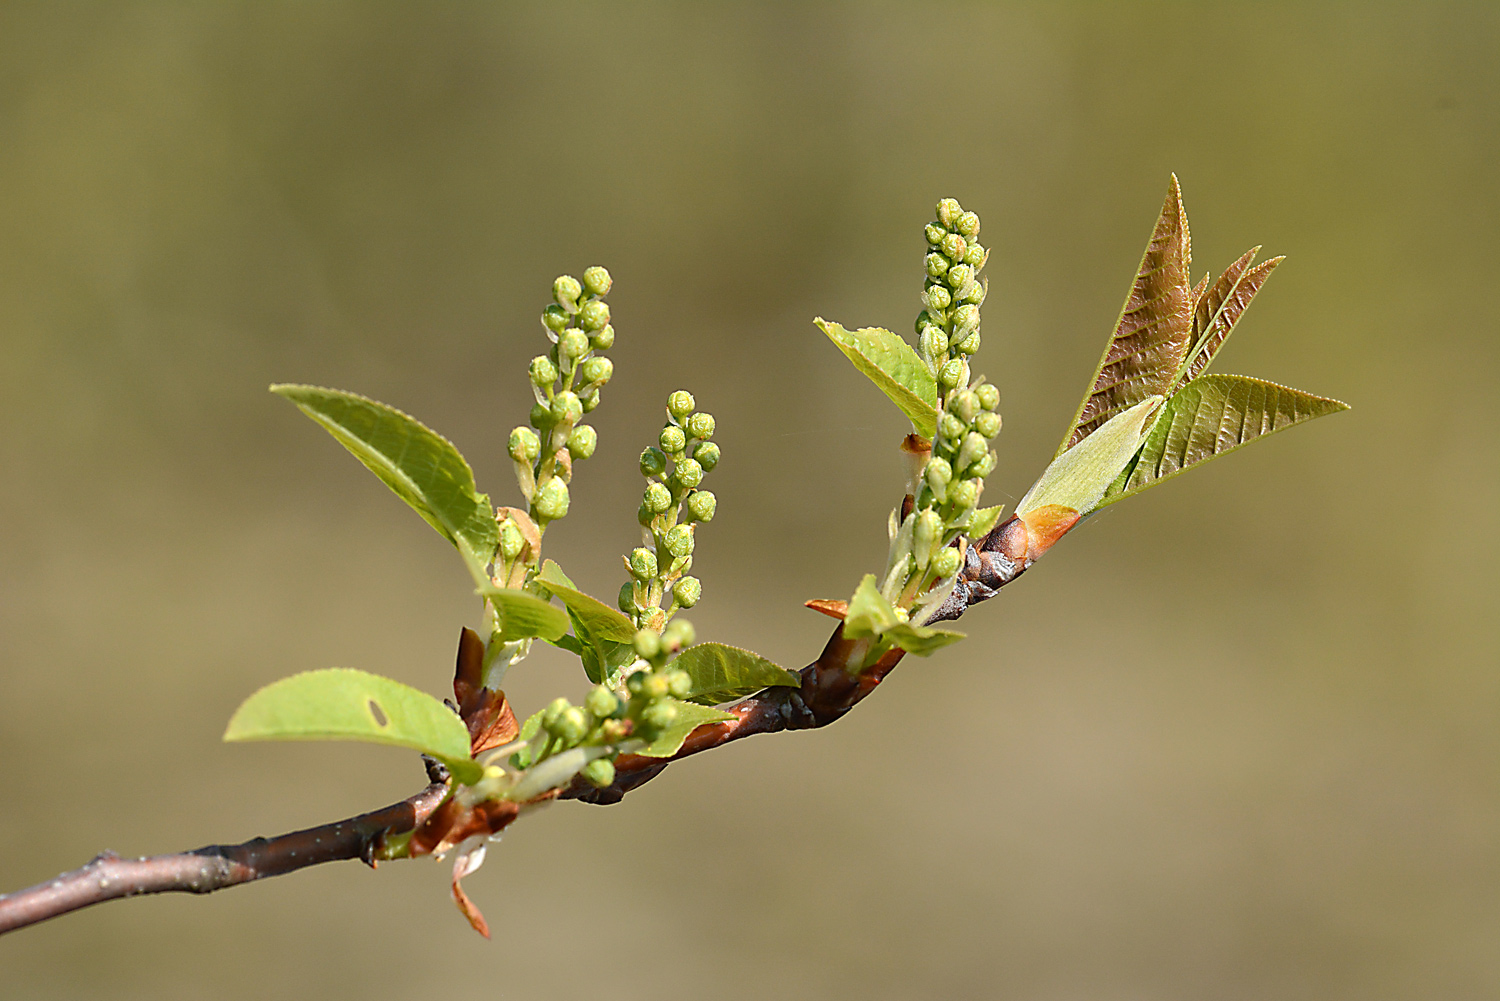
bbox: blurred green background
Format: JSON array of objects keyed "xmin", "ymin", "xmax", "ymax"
[{"xmin": 2, "ymin": 3, "xmax": 1496, "ymax": 998}]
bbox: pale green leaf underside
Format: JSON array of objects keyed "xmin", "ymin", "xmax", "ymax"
[
  {"xmin": 476, "ymin": 586, "xmax": 570, "ymax": 642},
  {"xmin": 842, "ymin": 573, "xmax": 899, "ymax": 639},
  {"xmin": 884, "ymin": 621, "xmax": 965, "ymax": 656},
  {"xmin": 1098, "ymin": 374, "xmax": 1348, "ymax": 507},
  {"xmin": 1020, "ymin": 396, "xmax": 1163, "ymax": 517},
  {"xmin": 636, "ymin": 699, "xmax": 736, "ymax": 758},
  {"xmin": 272, "ymin": 385, "xmax": 498, "ymax": 577},
  {"xmin": 535, "ymin": 560, "xmax": 638, "ymax": 644},
  {"xmin": 671, "ymin": 642, "xmax": 801, "ymax": 705},
  {"xmin": 816, "ymin": 319, "xmax": 939, "ymax": 437},
  {"xmin": 224, "ymin": 668, "xmax": 479, "ymax": 782}
]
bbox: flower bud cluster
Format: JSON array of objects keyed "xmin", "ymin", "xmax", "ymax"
[
  {"xmin": 916, "ymin": 198, "xmax": 988, "ymax": 391},
  {"xmin": 511, "ymin": 267, "xmax": 616, "ymax": 529},
  {"xmin": 619, "ymin": 391, "xmax": 718, "ymax": 631},
  {"xmin": 520, "ymin": 683, "xmax": 633, "ymax": 788}
]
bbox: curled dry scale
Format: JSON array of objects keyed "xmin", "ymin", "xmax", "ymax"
[{"xmin": 0, "ymin": 177, "xmax": 1347, "ymax": 938}]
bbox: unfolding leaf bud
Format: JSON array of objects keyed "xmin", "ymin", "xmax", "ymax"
[
  {"xmin": 952, "ymin": 303, "xmax": 980, "ymax": 331},
  {"xmin": 940, "ymin": 233, "xmax": 967, "ymax": 263},
  {"xmin": 589, "ymin": 324, "xmax": 615, "ymax": 350},
  {"xmin": 664, "ymin": 524, "xmax": 694, "ymax": 558},
  {"xmin": 936, "ymin": 198, "xmax": 961, "ymax": 227},
  {"xmin": 939, "ymin": 358, "xmax": 965, "ymax": 389},
  {"xmin": 634, "ymin": 628, "xmax": 662, "ymax": 659},
  {"xmin": 948, "ymin": 479, "xmax": 978, "ymax": 510},
  {"xmin": 931, "ymin": 546, "xmax": 962, "ymax": 579},
  {"xmin": 914, "ymin": 509, "xmax": 943, "ymax": 554},
  {"xmin": 581, "ymin": 758, "xmax": 616, "ymax": 788},
  {"xmin": 582, "ymin": 266, "xmax": 612, "ymax": 297},
  {"xmin": 640, "ymin": 446, "xmax": 668, "ymax": 477},
  {"xmin": 667, "ymin": 390, "xmax": 696, "ymax": 421},
  {"xmin": 644, "ymin": 482, "xmax": 672, "ymax": 513},
  {"xmin": 963, "ymin": 242, "xmax": 986, "ymax": 268},
  {"xmin": 509, "ymin": 426, "xmax": 541, "ymax": 462},
  {"xmin": 619, "ymin": 582, "xmax": 639, "ymax": 613},
  {"xmin": 586, "ymin": 685, "xmax": 619, "ymax": 718},
  {"xmin": 577, "ymin": 299, "xmax": 610, "ymax": 332},
  {"xmin": 686, "ymin": 489, "xmax": 717, "ymax": 522},
  {"xmin": 534, "ymin": 478, "xmax": 570, "ymax": 519},
  {"xmin": 925, "ymin": 252, "xmax": 950, "ymax": 277},
  {"xmin": 925, "ymin": 285, "xmax": 952, "ymax": 311},
  {"xmin": 641, "ymin": 700, "xmax": 678, "ymax": 731},
  {"xmin": 628, "ymin": 547, "xmax": 658, "ymax": 581},
  {"xmin": 921, "ymin": 325, "xmax": 948, "ymax": 358},
  {"xmin": 672, "ymin": 575, "xmax": 701, "ymax": 608},
  {"xmin": 926, "ymin": 456, "xmax": 953, "ymax": 493},
  {"xmin": 542, "ymin": 304, "xmax": 569, "ymax": 333},
  {"xmin": 553, "ymin": 275, "xmax": 582, "ymax": 308},
  {"xmin": 685, "ymin": 411, "xmax": 715, "ymax": 440},
  {"xmin": 673, "ymin": 457, "xmax": 704, "ymax": 489},
  {"xmin": 924, "ymin": 222, "xmax": 947, "ymax": 245},
  {"xmin": 566, "ymin": 425, "xmax": 597, "ymax": 460},
  {"xmin": 662, "ymin": 618, "xmax": 695, "ymax": 649},
  {"xmin": 975, "ymin": 383, "xmax": 1000, "ymax": 411},
  {"xmin": 559, "ymin": 328, "xmax": 589, "ymax": 360},
  {"xmin": 551, "ymin": 390, "xmax": 583, "ymax": 424},
  {"xmin": 974, "ymin": 410, "xmax": 1002, "ymax": 439},
  {"xmin": 969, "ymin": 451, "xmax": 997, "ymax": 479},
  {"xmin": 939, "ymin": 411, "xmax": 966, "ymax": 441},
  {"xmin": 529, "ymin": 355, "xmax": 558, "ymax": 387},
  {"xmin": 958, "ymin": 431, "xmax": 988, "ymax": 471},
  {"xmin": 659, "ymin": 425, "xmax": 687, "ymax": 454},
  {"xmin": 579, "ymin": 355, "xmax": 613, "ymax": 385},
  {"xmin": 949, "ymin": 389, "xmax": 979, "ymax": 424},
  {"xmin": 954, "ymin": 330, "xmax": 982, "ymax": 355},
  {"xmin": 694, "ymin": 441, "xmax": 721, "ymax": 471},
  {"xmin": 529, "ymin": 402, "xmax": 552, "ymax": 429},
  {"xmin": 955, "ymin": 210, "xmax": 980, "ymax": 239},
  {"xmin": 945, "ymin": 263, "xmax": 974, "ymax": 291}
]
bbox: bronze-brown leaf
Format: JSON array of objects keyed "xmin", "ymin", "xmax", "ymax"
[{"xmin": 1180, "ymin": 252, "xmax": 1282, "ymax": 384}]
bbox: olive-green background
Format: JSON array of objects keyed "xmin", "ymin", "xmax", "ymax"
[{"xmin": 2, "ymin": 4, "xmax": 1495, "ymax": 998}]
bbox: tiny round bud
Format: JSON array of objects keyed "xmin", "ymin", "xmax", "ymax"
[
  {"xmin": 694, "ymin": 442, "xmax": 721, "ymax": 472},
  {"xmin": 667, "ymin": 669, "xmax": 692, "ymax": 699},
  {"xmin": 952, "ymin": 303, "xmax": 980, "ymax": 331},
  {"xmin": 634, "ymin": 628, "xmax": 662, "ymax": 659},
  {"xmin": 589, "ymin": 324, "xmax": 615, "ymax": 351},
  {"xmin": 566, "ymin": 424, "xmax": 597, "ymax": 460},
  {"xmin": 963, "ymin": 242, "xmax": 986, "ymax": 268},
  {"xmin": 673, "ymin": 457, "xmax": 704, "ymax": 489},
  {"xmin": 925, "ymin": 252, "xmax": 950, "ymax": 277},
  {"xmin": 542, "ymin": 696, "xmax": 570, "ymax": 726},
  {"xmin": 625, "ymin": 670, "xmax": 648, "ymax": 695},
  {"xmin": 586, "ymin": 685, "xmax": 619, "ymax": 718},
  {"xmin": 542, "ymin": 304, "xmax": 569, "ymax": 333},
  {"xmin": 581, "ymin": 757, "xmax": 616, "ymax": 788},
  {"xmin": 641, "ymin": 700, "xmax": 678, "ymax": 731},
  {"xmin": 914, "ymin": 509, "xmax": 943, "ymax": 551},
  {"xmin": 963, "ymin": 280, "xmax": 986, "ymax": 305},
  {"xmin": 551, "ymin": 390, "xmax": 583, "ymax": 424},
  {"xmin": 685, "ymin": 411, "xmax": 715, "ymax": 440},
  {"xmin": 642, "ymin": 673, "xmax": 671, "ymax": 701},
  {"xmin": 975, "ymin": 383, "xmax": 1000, "ymax": 411},
  {"xmin": 498, "ymin": 520, "xmax": 525, "ymax": 560},
  {"xmin": 619, "ymin": 582, "xmax": 639, "ymax": 614},
  {"xmin": 557, "ymin": 706, "xmax": 588, "ymax": 744},
  {"xmin": 581, "ymin": 390, "xmax": 600, "ymax": 413},
  {"xmin": 931, "ymin": 546, "xmax": 962, "ymax": 579},
  {"xmin": 579, "ymin": 355, "xmax": 613, "ymax": 385},
  {"xmin": 644, "ymin": 482, "xmax": 673, "ymax": 513},
  {"xmin": 577, "ymin": 299, "xmax": 610, "ymax": 332},
  {"xmin": 924, "ymin": 222, "xmax": 947, "ymax": 246},
  {"xmin": 686, "ymin": 489, "xmax": 717, "ymax": 522},
  {"xmin": 938, "ymin": 358, "xmax": 965, "ymax": 389},
  {"xmin": 628, "ymin": 547, "xmax": 659, "ymax": 581},
  {"xmin": 941, "ymin": 232, "xmax": 967, "ymax": 262},
  {"xmin": 939, "ymin": 412, "xmax": 967, "ymax": 441},
  {"xmin": 926, "ymin": 456, "xmax": 953, "ymax": 489},
  {"xmin": 529, "ymin": 402, "xmax": 552, "ymax": 429},
  {"xmin": 936, "ymin": 198, "xmax": 962, "ymax": 227},
  {"xmin": 534, "ymin": 478, "xmax": 570, "ymax": 519},
  {"xmin": 559, "ymin": 328, "xmax": 589, "ymax": 360},
  {"xmin": 954, "ymin": 330, "xmax": 982, "ymax": 355},
  {"xmin": 659, "ymin": 425, "xmax": 687, "ymax": 454},
  {"xmin": 945, "ymin": 263, "xmax": 974, "ymax": 290},
  {"xmin": 955, "ymin": 210, "xmax": 980, "ymax": 239},
  {"xmin": 925, "ymin": 284, "xmax": 952, "ymax": 311},
  {"xmin": 509, "ymin": 426, "xmax": 540, "ymax": 462},
  {"xmin": 958, "ymin": 431, "xmax": 988, "ymax": 471},
  {"xmin": 640, "ymin": 447, "xmax": 668, "ymax": 477},
  {"xmin": 948, "ymin": 479, "xmax": 978, "ymax": 511},
  {"xmin": 664, "ymin": 524, "xmax": 694, "ymax": 558},
  {"xmin": 974, "ymin": 410, "xmax": 1002, "ymax": 439},
  {"xmin": 920, "ymin": 325, "xmax": 948, "ymax": 358},
  {"xmin": 672, "ymin": 576, "xmax": 701, "ymax": 608},
  {"xmin": 969, "ymin": 451, "xmax": 997, "ymax": 479},
  {"xmin": 949, "ymin": 389, "xmax": 979, "ymax": 424},
  {"xmin": 663, "ymin": 618, "xmax": 695, "ymax": 649},
  {"xmin": 666, "ymin": 390, "xmax": 696, "ymax": 421},
  {"xmin": 529, "ymin": 355, "xmax": 558, "ymax": 387},
  {"xmin": 637, "ymin": 502, "xmax": 654, "ymax": 526},
  {"xmin": 582, "ymin": 266, "xmax": 612, "ymax": 297},
  {"xmin": 553, "ymin": 275, "xmax": 582, "ymax": 307}
]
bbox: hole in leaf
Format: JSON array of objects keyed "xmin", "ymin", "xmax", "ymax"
[{"xmin": 368, "ymin": 699, "xmax": 388, "ymax": 727}]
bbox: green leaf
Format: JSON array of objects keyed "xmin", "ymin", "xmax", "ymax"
[
  {"xmin": 1175, "ymin": 250, "xmax": 1282, "ymax": 387},
  {"xmin": 883, "ymin": 621, "xmax": 965, "ymax": 656},
  {"xmin": 815, "ymin": 318, "xmax": 939, "ymax": 437},
  {"xmin": 1021, "ymin": 396, "xmax": 1164, "ymax": 517},
  {"xmin": 272, "ymin": 385, "xmax": 498, "ymax": 579},
  {"xmin": 508, "ymin": 708, "xmax": 546, "ymax": 769},
  {"xmin": 1099, "ymin": 374, "xmax": 1349, "ymax": 507},
  {"xmin": 670, "ymin": 643, "xmax": 801, "ymax": 705},
  {"xmin": 636, "ymin": 699, "xmax": 737, "ymax": 758},
  {"xmin": 842, "ymin": 573, "xmax": 899, "ymax": 639},
  {"xmin": 535, "ymin": 560, "xmax": 637, "ymax": 643},
  {"xmin": 475, "ymin": 586, "xmax": 570, "ymax": 642},
  {"xmin": 1057, "ymin": 176, "xmax": 1193, "ymax": 456},
  {"xmin": 224, "ymin": 668, "xmax": 480, "ymax": 783},
  {"xmin": 965, "ymin": 505, "xmax": 1006, "ymax": 542}
]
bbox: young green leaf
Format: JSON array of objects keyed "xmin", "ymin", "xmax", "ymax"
[
  {"xmin": 842, "ymin": 573, "xmax": 899, "ymax": 639},
  {"xmin": 883, "ymin": 621, "xmax": 965, "ymax": 656},
  {"xmin": 815, "ymin": 318, "xmax": 939, "ymax": 437},
  {"xmin": 475, "ymin": 586, "xmax": 570, "ymax": 642},
  {"xmin": 535, "ymin": 560, "xmax": 637, "ymax": 643},
  {"xmin": 1178, "ymin": 253, "xmax": 1282, "ymax": 385},
  {"xmin": 1099, "ymin": 374, "xmax": 1349, "ymax": 507},
  {"xmin": 508, "ymin": 708, "xmax": 546, "ymax": 769},
  {"xmin": 670, "ymin": 642, "xmax": 801, "ymax": 705},
  {"xmin": 965, "ymin": 505, "xmax": 1006, "ymax": 542},
  {"xmin": 224, "ymin": 668, "xmax": 480, "ymax": 783},
  {"xmin": 1057, "ymin": 176, "xmax": 1193, "ymax": 455},
  {"xmin": 635, "ymin": 699, "xmax": 737, "ymax": 758},
  {"xmin": 271, "ymin": 385, "xmax": 498, "ymax": 580},
  {"xmin": 1021, "ymin": 396, "xmax": 1164, "ymax": 518}
]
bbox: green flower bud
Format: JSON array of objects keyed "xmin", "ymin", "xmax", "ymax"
[
  {"xmin": 915, "ymin": 310, "xmax": 941, "ymax": 335},
  {"xmin": 920, "ymin": 326, "xmax": 948, "ymax": 358},
  {"xmin": 589, "ymin": 324, "xmax": 615, "ymax": 350},
  {"xmin": 685, "ymin": 411, "xmax": 715, "ymax": 440},
  {"xmin": 969, "ymin": 451, "xmax": 997, "ymax": 479},
  {"xmin": 664, "ymin": 524, "xmax": 694, "ymax": 558},
  {"xmin": 672, "ymin": 576, "xmax": 701, "ymax": 608},
  {"xmin": 662, "ymin": 617, "xmax": 695, "ymax": 649},
  {"xmin": 553, "ymin": 274, "xmax": 582, "ymax": 307},
  {"xmin": 939, "ymin": 411, "xmax": 966, "ymax": 441},
  {"xmin": 637, "ymin": 502, "xmax": 654, "ymax": 526},
  {"xmin": 529, "ymin": 355, "xmax": 558, "ymax": 388},
  {"xmin": 963, "ymin": 242, "xmax": 987, "ymax": 269},
  {"xmin": 659, "ymin": 425, "xmax": 687, "ymax": 454},
  {"xmin": 581, "ymin": 757, "xmax": 616, "ymax": 788},
  {"xmin": 582, "ymin": 266, "xmax": 612, "ymax": 297},
  {"xmin": 642, "ymin": 673, "xmax": 671, "ymax": 700},
  {"xmin": 559, "ymin": 328, "xmax": 589, "ymax": 361},
  {"xmin": 924, "ymin": 284, "xmax": 952, "ymax": 311},
  {"xmin": 974, "ymin": 410, "xmax": 1002, "ymax": 439},
  {"xmin": 556, "ymin": 706, "xmax": 588, "ymax": 744},
  {"xmin": 566, "ymin": 424, "xmax": 597, "ymax": 460},
  {"xmin": 644, "ymin": 482, "xmax": 672, "ymax": 513},
  {"xmin": 949, "ymin": 389, "xmax": 979, "ymax": 424},
  {"xmin": 955, "ymin": 210, "xmax": 980, "ymax": 239},
  {"xmin": 925, "ymin": 252, "xmax": 950, "ymax": 277},
  {"xmin": 941, "ymin": 232, "xmax": 967, "ymax": 263},
  {"xmin": 509, "ymin": 426, "xmax": 541, "ymax": 462},
  {"xmin": 686, "ymin": 489, "xmax": 717, "ymax": 522},
  {"xmin": 577, "ymin": 299, "xmax": 610, "ymax": 332},
  {"xmin": 628, "ymin": 547, "xmax": 658, "ymax": 581},
  {"xmin": 914, "ymin": 509, "xmax": 943, "ymax": 553},
  {"xmin": 641, "ymin": 700, "xmax": 678, "ymax": 731},
  {"xmin": 586, "ymin": 685, "xmax": 620, "ymax": 718},
  {"xmin": 938, "ymin": 358, "xmax": 965, "ymax": 389},
  {"xmin": 926, "ymin": 456, "xmax": 953, "ymax": 491},
  {"xmin": 625, "ymin": 670, "xmax": 648, "ymax": 695},
  {"xmin": 581, "ymin": 390, "xmax": 600, "ymax": 413},
  {"xmin": 666, "ymin": 390, "xmax": 695, "ymax": 421},
  {"xmin": 948, "ymin": 479, "xmax": 978, "ymax": 510},
  {"xmin": 931, "ymin": 546, "xmax": 962, "ymax": 579},
  {"xmin": 534, "ymin": 478, "xmax": 570, "ymax": 519},
  {"xmin": 952, "ymin": 303, "xmax": 980, "ymax": 331},
  {"xmin": 963, "ymin": 280, "xmax": 986, "ymax": 305},
  {"xmin": 975, "ymin": 383, "xmax": 1000, "ymax": 411},
  {"xmin": 542, "ymin": 304, "xmax": 569, "ymax": 333},
  {"xmin": 945, "ymin": 263, "xmax": 974, "ymax": 291},
  {"xmin": 694, "ymin": 442, "xmax": 721, "ymax": 472},
  {"xmin": 936, "ymin": 198, "xmax": 961, "ymax": 227},
  {"xmin": 954, "ymin": 330, "xmax": 982, "ymax": 355},
  {"xmin": 924, "ymin": 222, "xmax": 947, "ymax": 246},
  {"xmin": 958, "ymin": 431, "xmax": 988, "ymax": 471},
  {"xmin": 542, "ymin": 696, "xmax": 570, "ymax": 727},
  {"xmin": 634, "ymin": 628, "xmax": 662, "ymax": 659},
  {"xmin": 619, "ymin": 582, "xmax": 639, "ymax": 614},
  {"xmin": 673, "ymin": 457, "xmax": 704, "ymax": 489},
  {"xmin": 498, "ymin": 523, "xmax": 525, "ymax": 562},
  {"xmin": 551, "ymin": 390, "xmax": 583, "ymax": 424},
  {"xmin": 637, "ymin": 446, "xmax": 668, "ymax": 478},
  {"xmin": 529, "ymin": 402, "xmax": 552, "ymax": 429},
  {"xmin": 666, "ymin": 669, "xmax": 692, "ymax": 699},
  {"xmin": 579, "ymin": 355, "xmax": 613, "ymax": 385}
]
